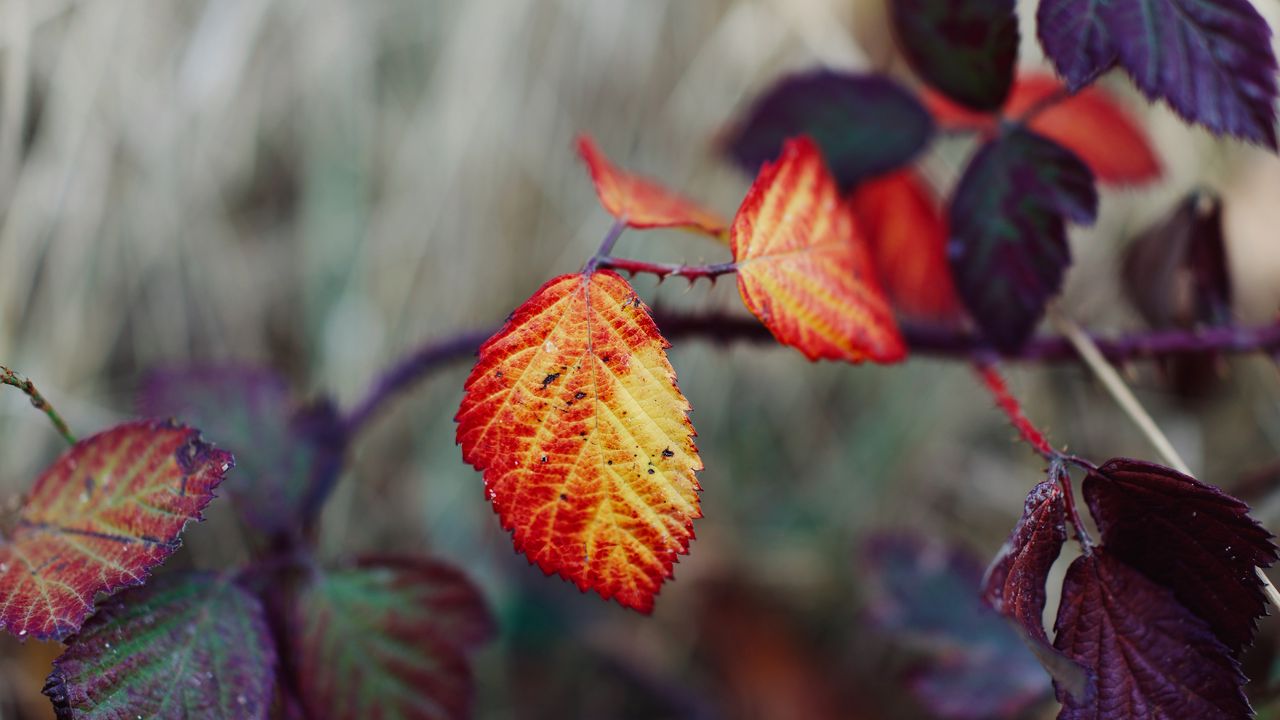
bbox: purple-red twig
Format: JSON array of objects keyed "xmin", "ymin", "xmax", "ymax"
[
  {"xmin": 342, "ymin": 310, "xmax": 1280, "ymax": 438},
  {"xmin": 596, "ymin": 257, "xmax": 738, "ymax": 282},
  {"xmin": 973, "ymin": 362, "xmax": 1056, "ymax": 459}
]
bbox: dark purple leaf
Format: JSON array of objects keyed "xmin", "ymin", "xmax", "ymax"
[
  {"xmin": 1037, "ymin": 0, "xmax": 1279, "ymax": 147},
  {"xmin": 947, "ymin": 129, "xmax": 1098, "ymax": 351},
  {"xmin": 892, "ymin": 0, "xmax": 1019, "ymax": 111},
  {"xmin": 140, "ymin": 367, "xmax": 346, "ymax": 537},
  {"xmin": 724, "ymin": 70, "xmax": 934, "ymax": 191},
  {"xmin": 984, "ymin": 480, "xmax": 1066, "ymax": 641},
  {"xmin": 862, "ymin": 534, "xmax": 1051, "ymax": 720},
  {"xmin": 1084, "ymin": 458, "xmax": 1278, "ymax": 653},
  {"xmin": 1107, "ymin": 0, "xmax": 1278, "ymax": 148},
  {"xmin": 1122, "ymin": 192, "xmax": 1232, "ymax": 397},
  {"xmin": 1036, "ymin": 0, "xmax": 1117, "ymax": 89},
  {"xmin": 45, "ymin": 572, "xmax": 276, "ymax": 719},
  {"xmin": 1053, "ymin": 550, "xmax": 1251, "ymax": 719}
]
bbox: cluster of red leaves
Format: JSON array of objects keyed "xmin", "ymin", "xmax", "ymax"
[
  {"xmin": 458, "ymin": 82, "xmax": 1168, "ymax": 610},
  {"xmin": 457, "ymin": 135, "xmax": 916, "ymax": 610}
]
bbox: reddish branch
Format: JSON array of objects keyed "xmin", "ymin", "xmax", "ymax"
[
  {"xmin": 974, "ymin": 362, "xmax": 1055, "ymax": 458},
  {"xmin": 596, "ymin": 257, "xmax": 738, "ymax": 282},
  {"xmin": 342, "ymin": 309, "xmax": 1280, "ymax": 436}
]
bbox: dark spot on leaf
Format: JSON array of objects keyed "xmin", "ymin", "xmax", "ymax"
[
  {"xmin": 560, "ymin": 493, "xmax": 568, "ymax": 501},
  {"xmin": 541, "ymin": 373, "xmax": 560, "ymax": 389},
  {"xmin": 574, "ymin": 391, "xmax": 587, "ymax": 400},
  {"xmin": 540, "ymin": 456, "xmax": 548, "ymax": 464},
  {"xmin": 662, "ymin": 448, "xmax": 674, "ymax": 458},
  {"xmin": 647, "ymin": 468, "xmax": 655, "ymax": 474}
]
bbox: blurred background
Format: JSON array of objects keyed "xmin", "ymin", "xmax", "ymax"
[{"xmin": 1, "ymin": 0, "xmax": 1280, "ymax": 718}]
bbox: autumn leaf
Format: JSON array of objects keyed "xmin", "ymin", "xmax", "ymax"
[
  {"xmin": 0, "ymin": 420, "xmax": 232, "ymax": 641},
  {"xmin": 981, "ymin": 479, "xmax": 1091, "ymax": 705},
  {"xmin": 948, "ymin": 128, "xmax": 1097, "ymax": 351},
  {"xmin": 849, "ymin": 169, "xmax": 963, "ymax": 324},
  {"xmin": 289, "ymin": 557, "xmax": 494, "ymax": 720},
  {"xmin": 730, "ymin": 136, "xmax": 906, "ymax": 363},
  {"xmin": 924, "ymin": 73, "xmax": 1161, "ymax": 185},
  {"xmin": 1083, "ymin": 458, "xmax": 1277, "ymax": 653},
  {"xmin": 1053, "ymin": 550, "xmax": 1251, "ymax": 719},
  {"xmin": 724, "ymin": 70, "xmax": 934, "ymax": 191},
  {"xmin": 891, "ymin": 0, "xmax": 1019, "ymax": 112},
  {"xmin": 577, "ymin": 135, "xmax": 728, "ymax": 238},
  {"xmin": 44, "ymin": 572, "xmax": 276, "ymax": 719},
  {"xmin": 456, "ymin": 270, "xmax": 702, "ymax": 611},
  {"xmin": 141, "ymin": 367, "xmax": 345, "ymax": 538},
  {"xmin": 983, "ymin": 480, "xmax": 1066, "ymax": 642}
]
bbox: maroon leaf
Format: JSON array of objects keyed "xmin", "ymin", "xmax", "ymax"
[
  {"xmin": 984, "ymin": 480, "xmax": 1067, "ymax": 642},
  {"xmin": 1037, "ymin": 0, "xmax": 1116, "ymax": 89},
  {"xmin": 1053, "ymin": 550, "xmax": 1251, "ymax": 719},
  {"xmin": 982, "ymin": 478, "xmax": 1091, "ymax": 705},
  {"xmin": 947, "ymin": 129, "xmax": 1098, "ymax": 351},
  {"xmin": 891, "ymin": 0, "xmax": 1019, "ymax": 111},
  {"xmin": 1084, "ymin": 458, "xmax": 1277, "ymax": 653},
  {"xmin": 1121, "ymin": 193, "xmax": 1232, "ymax": 397},
  {"xmin": 1122, "ymin": 192, "xmax": 1231, "ymax": 330}
]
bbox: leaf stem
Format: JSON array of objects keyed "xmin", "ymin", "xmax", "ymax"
[
  {"xmin": 973, "ymin": 361, "xmax": 1056, "ymax": 459},
  {"xmin": 1051, "ymin": 458, "xmax": 1094, "ymax": 553},
  {"xmin": 341, "ymin": 328, "xmax": 497, "ymax": 438},
  {"xmin": 583, "ymin": 218, "xmax": 628, "ymax": 275},
  {"xmin": 0, "ymin": 366, "xmax": 75, "ymax": 445},
  {"xmin": 595, "ymin": 257, "xmax": 737, "ymax": 282},
  {"xmin": 341, "ymin": 314, "xmax": 1280, "ymax": 440}
]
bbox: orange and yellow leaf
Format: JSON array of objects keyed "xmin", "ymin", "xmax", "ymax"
[
  {"xmin": 849, "ymin": 170, "xmax": 964, "ymax": 324},
  {"xmin": 455, "ymin": 270, "xmax": 701, "ymax": 612},
  {"xmin": 578, "ymin": 135, "xmax": 729, "ymax": 238},
  {"xmin": 729, "ymin": 136, "xmax": 906, "ymax": 363}
]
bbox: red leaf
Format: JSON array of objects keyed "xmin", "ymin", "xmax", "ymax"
[
  {"xmin": 925, "ymin": 73, "xmax": 1162, "ymax": 185},
  {"xmin": 0, "ymin": 421, "xmax": 232, "ymax": 640},
  {"xmin": 1084, "ymin": 458, "xmax": 1277, "ymax": 652},
  {"xmin": 290, "ymin": 556, "xmax": 494, "ymax": 720},
  {"xmin": 456, "ymin": 271, "xmax": 702, "ymax": 611},
  {"xmin": 984, "ymin": 480, "xmax": 1066, "ymax": 642},
  {"xmin": 849, "ymin": 170, "xmax": 963, "ymax": 324},
  {"xmin": 577, "ymin": 135, "xmax": 728, "ymax": 238},
  {"xmin": 1053, "ymin": 550, "xmax": 1250, "ymax": 719},
  {"xmin": 730, "ymin": 136, "xmax": 906, "ymax": 363}
]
